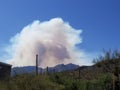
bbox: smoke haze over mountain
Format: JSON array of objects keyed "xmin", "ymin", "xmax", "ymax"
[{"xmin": 4, "ymin": 18, "xmax": 92, "ymax": 68}]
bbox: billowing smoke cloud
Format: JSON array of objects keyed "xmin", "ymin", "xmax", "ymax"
[{"xmin": 5, "ymin": 18, "xmax": 90, "ymax": 68}]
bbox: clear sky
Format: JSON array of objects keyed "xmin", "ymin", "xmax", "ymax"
[{"xmin": 0, "ymin": 0, "xmax": 120, "ymax": 63}]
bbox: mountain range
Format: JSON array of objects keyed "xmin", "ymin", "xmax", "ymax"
[{"xmin": 11, "ymin": 63, "xmax": 80, "ymax": 75}]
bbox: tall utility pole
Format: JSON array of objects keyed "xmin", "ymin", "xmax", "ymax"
[{"xmin": 36, "ymin": 54, "xmax": 38, "ymax": 75}]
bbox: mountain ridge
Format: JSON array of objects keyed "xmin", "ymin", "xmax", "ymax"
[{"xmin": 11, "ymin": 63, "xmax": 80, "ymax": 75}]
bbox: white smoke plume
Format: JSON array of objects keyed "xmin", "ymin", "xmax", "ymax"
[{"xmin": 5, "ymin": 18, "xmax": 90, "ymax": 68}]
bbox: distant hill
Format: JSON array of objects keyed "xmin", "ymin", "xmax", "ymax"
[
  {"xmin": 11, "ymin": 63, "xmax": 79, "ymax": 75},
  {"xmin": 46, "ymin": 63, "xmax": 79, "ymax": 72},
  {"xmin": 11, "ymin": 66, "xmax": 42, "ymax": 75}
]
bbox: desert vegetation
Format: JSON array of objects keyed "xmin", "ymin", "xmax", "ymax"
[{"xmin": 0, "ymin": 50, "xmax": 120, "ymax": 90}]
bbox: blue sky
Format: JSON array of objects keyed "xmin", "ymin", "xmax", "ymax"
[{"xmin": 0, "ymin": 0, "xmax": 120, "ymax": 62}]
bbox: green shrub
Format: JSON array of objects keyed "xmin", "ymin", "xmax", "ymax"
[{"xmin": 0, "ymin": 74, "xmax": 64, "ymax": 90}]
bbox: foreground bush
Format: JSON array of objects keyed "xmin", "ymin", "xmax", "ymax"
[{"xmin": 0, "ymin": 74, "xmax": 64, "ymax": 90}]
